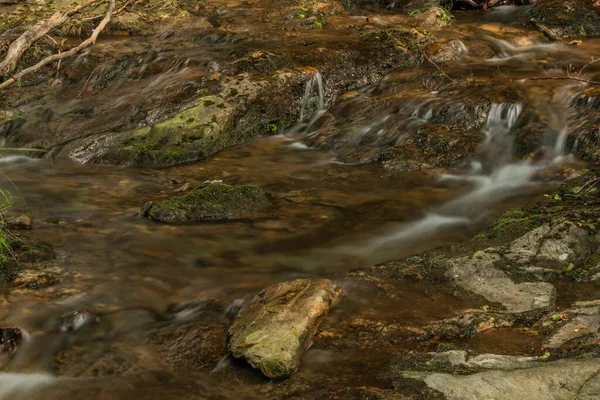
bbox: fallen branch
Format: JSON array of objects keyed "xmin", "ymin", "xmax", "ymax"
[
  {"xmin": 419, "ymin": 49, "xmax": 457, "ymax": 85},
  {"xmin": 518, "ymin": 76, "xmax": 600, "ymax": 86},
  {"xmin": 0, "ymin": 0, "xmax": 115, "ymax": 90},
  {"xmin": 0, "ymin": 0, "xmax": 98, "ymax": 77},
  {"xmin": 529, "ymin": 18, "xmax": 561, "ymax": 43}
]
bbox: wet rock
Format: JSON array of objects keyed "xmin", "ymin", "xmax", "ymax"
[
  {"xmin": 428, "ymin": 350, "xmax": 537, "ymax": 370},
  {"xmin": 59, "ymin": 311, "xmax": 99, "ymax": 333},
  {"xmin": 429, "ymin": 40, "xmax": 470, "ymax": 63},
  {"xmin": 448, "ymin": 251, "xmax": 556, "ymax": 313},
  {"xmin": 409, "ymin": 359, "xmax": 600, "ymax": 400},
  {"xmin": 504, "ymin": 219, "xmax": 600, "ymax": 268},
  {"xmin": 414, "ymin": 7, "xmax": 454, "ymax": 28},
  {"xmin": 144, "ymin": 182, "xmax": 270, "ymax": 223},
  {"xmin": 5, "ymin": 215, "xmax": 31, "ymax": 230},
  {"xmin": 230, "ymin": 51, "xmax": 292, "ymax": 76},
  {"xmin": 531, "ymin": 0, "xmax": 600, "ymax": 39},
  {"xmin": 0, "ymin": 326, "xmax": 22, "ymax": 353},
  {"xmin": 543, "ymin": 300, "xmax": 600, "ymax": 349},
  {"xmin": 228, "ymin": 278, "xmax": 343, "ymax": 379},
  {"xmin": 150, "ymin": 324, "xmax": 227, "ymax": 371},
  {"xmin": 13, "ymin": 269, "xmax": 61, "ymax": 289}
]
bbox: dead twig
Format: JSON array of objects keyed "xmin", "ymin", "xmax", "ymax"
[
  {"xmin": 574, "ymin": 177, "xmax": 600, "ymax": 195},
  {"xmin": 0, "ymin": 0, "xmax": 98, "ymax": 77},
  {"xmin": 519, "ymin": 76, "xmax": 600, "ymax": 85},
  {"xmin": 0, "ymin": 0, "xmax": 116, "ymax": 90},
  {"xmin": 419, "ymin": 49, "xmax": 457, "ymax": 86},
  {"xmin": 76, "ymin": 64, "xmax": 103, "ymax": 98}
]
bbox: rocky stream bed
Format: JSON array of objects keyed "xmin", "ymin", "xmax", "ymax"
[{"xmin": 2, "ymin": 0, "xmax": 600, "ymax": 399}]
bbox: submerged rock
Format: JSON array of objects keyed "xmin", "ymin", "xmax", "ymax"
[
  {"xmin": 228, "ymin": 278, "xmax": 343, "ymax": 379},
  {"xmin": 142, "ymin": 182, "xmax": 270, "ymax": 223},
  {"xmin": 150, "ymin": 324, "xmax": 227, "ymax": 372}
]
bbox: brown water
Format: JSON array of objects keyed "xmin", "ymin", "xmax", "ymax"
[{"xmin": 1, "ymin": 3, "xmax": 600, "ymax": 398}]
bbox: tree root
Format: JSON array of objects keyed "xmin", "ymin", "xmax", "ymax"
[{"xmin": 0, "ymin": 0, "xmax": 115, "ymax": 90}]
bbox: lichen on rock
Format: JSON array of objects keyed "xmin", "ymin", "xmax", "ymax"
[{"xmin": 228, "ymin": 278, "xmax": 343, "ymax": 379}]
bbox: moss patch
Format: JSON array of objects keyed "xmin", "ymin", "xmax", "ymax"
[{"xmin": 144, "ymin": 182, "xmax": 270, "ymax": 223}]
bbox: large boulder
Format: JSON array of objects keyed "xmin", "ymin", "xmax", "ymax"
[{"xmin": 228, "ymin": 279, "xmax": 343, "ymax": 379}]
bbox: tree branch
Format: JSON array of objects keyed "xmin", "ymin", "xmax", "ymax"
[
  {"xmin": 0, "ymin": 0, "xmax": 99, "ymax": 77},
  {"xmin": 0, "ymin": 0, "xmax": 115, "ymax": 90}
]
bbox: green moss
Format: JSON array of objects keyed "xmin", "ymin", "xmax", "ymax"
[
  {"xmin": 472, "ymin": 233, "xmax": 489, "ymax": 241},
  {"xmin": 148, "ymin": 182, "xmax": 269, "ymax": 222},
  {"xmin": 103, "ymin": 96, "xmax": 238, "ymax": 166},
  {"xmin": 490, "ymin": 209, "xmax": 530, "ymax": 236}
]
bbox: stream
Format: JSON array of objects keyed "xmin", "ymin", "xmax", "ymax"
[{"xmin": 2, "ymin": 2, "xmax": 600, "ymax": 399}]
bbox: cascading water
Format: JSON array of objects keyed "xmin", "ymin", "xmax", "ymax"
[
  {"xmin": 357, "ymin": 95, "xmax": 573, "ymax": 256},
  {"xmin": 298, "ymin": 71, "xmax": 325, "ymax": 123}
]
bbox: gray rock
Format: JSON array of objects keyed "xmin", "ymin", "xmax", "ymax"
[
  {"xmin": 546, "ymin": 302, "xmax": 600, "ymax": 349},
  {"xmin": 447, "ymin": 251, "xmax": 556, "ymax": 313},
  {"xmin": 428, "ymin": 350, "xmax": 468, "ymax": 367},
  {"xmin": 415, "ymin": 359, "xmax": 600, "ymax": 400},
  {"xmin": 505, "ymin": 220, "xmax": 599, "ymax": 268},
  {"xmin": 228, "ymin": 279, "xmax": 343, "ymax": 379},
  {"xmin": 428, "ymin": 351, "xmax": 536, "ymax": 371}
]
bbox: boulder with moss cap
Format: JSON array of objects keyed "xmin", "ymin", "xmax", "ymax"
[{"xmin": 141, "ymin": 181, "xmax": 270, "ymax": 223}]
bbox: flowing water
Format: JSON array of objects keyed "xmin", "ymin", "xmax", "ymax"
[{"xmin": 2, "ymin": 4, "xmax": 600, "ymax": 398}]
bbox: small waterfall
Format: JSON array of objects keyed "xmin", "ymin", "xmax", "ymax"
[
  {"xmin": 299, "ymin": 71, "xmax": 324, "ymax": 122},
  {"xmin": 480, "ymin": 102, "xmax": 523, "ymax": 166},
  {"xmin": 483, "ymin": 103, "xmax": 522, "ymax": 145}
]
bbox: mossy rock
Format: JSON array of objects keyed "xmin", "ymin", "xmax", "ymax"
[
  {"xmin": 142, "ymin": 182, "xmax": 270, "ymax": 223},
  {"xmin": 532, "ymin": 0, "xmax": 600, "ymax": 38},
  {"xmin": 102, "ymin": 96, "xmax": 237, "ymax": 166}
]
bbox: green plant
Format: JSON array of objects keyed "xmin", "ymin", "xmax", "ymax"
[
  {"xmin": 338, "ymin": 0, "xmax": 353, "ymax": 11},
  {"xmin": 312, "ymin": 20, "xmax": 324, "ymax": 29},
  {"xmin": 544, "ymin": 193, "xmax": 562, "ymax": 201},
  {"xmin": 437, "ymin": 7, "xmax": 453, "ymax": 24},
  {"xmin": 551, "ymin": 313, "xmax": 562, "ymax": 321},
  {"xmin": 267, "ymin": 123, "xmax": 278, "ymax": 134},
  {"xmin": 0, "ymin": 189, "xmax": 16, "ymax": 264}
]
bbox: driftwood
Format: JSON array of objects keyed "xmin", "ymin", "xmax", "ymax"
[
  {"xmin": 0, "ymin": 0, "xmax": 98, "ymax": 77},
  {"xmin": 0, "ymin": 0, "xmax": 115, "ymax": 89}
]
